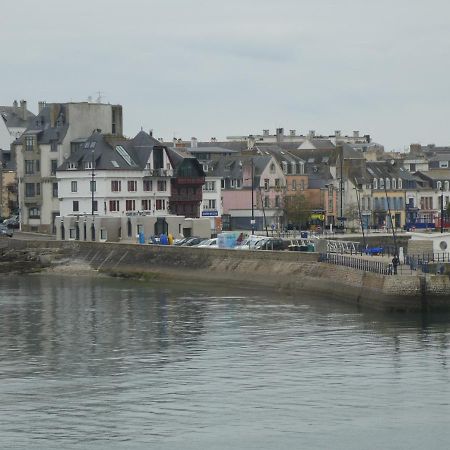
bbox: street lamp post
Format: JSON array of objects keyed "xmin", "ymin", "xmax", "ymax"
[
  {"xmin": 441, "ymin": 186, "xmax": 444, "ymax": 234},
  {"xmin": 251, "ymin": 158, "xmax": 255, "ymax": 235},
  {"xmin": 91, "ymin": 149, "xmax": 95, "ymax": 216}
]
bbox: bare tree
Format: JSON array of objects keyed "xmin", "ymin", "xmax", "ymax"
[{"xmin": 283, "ymin": 192, "xmax": 312, "ymax": 228}]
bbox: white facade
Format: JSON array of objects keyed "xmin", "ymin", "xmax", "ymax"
[
  {"xmin": 57, "ymin": 169, "xmax": 172, "ymax": 217},
  {"xmin": 201, "ymin": 176, "xmax": 222, "ymax": 231}
]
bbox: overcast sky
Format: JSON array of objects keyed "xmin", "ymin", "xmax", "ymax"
[{"xmin": 2, "ymin": 0, "xmax": 450, "ymax": 150}]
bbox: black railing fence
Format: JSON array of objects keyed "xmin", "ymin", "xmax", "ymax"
[{"xmin": 319, "ymin": 253, "xmax": 393, "ymax": 275}]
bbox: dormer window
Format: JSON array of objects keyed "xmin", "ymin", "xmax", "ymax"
[
  {"xmin": 437, "ymin": 181, "xmax": 442, "ymax": 191},
  {"xmin": 25, "ymin": 136, "xmax": 34, "ymax": 151},
  {"xmin": 379, "ymin": 178, "xmax": 384, "ymax": 189},
  {"xmin": 270, "ymin": 163, "xmax": 276, "ymax": 173},
  {"xmin": 373, "ymin": 178, "xmax": 378, "ymax": 190},
  {"xmin": 445, "ymin": 181, "xmax": 449, "ymax": 191},
  {"xmin": 392, "ymin": 178, "xmax": 396, "ymax": 189},
  {"xmin": 385, "ymin": 178, "xmax": 391, "ymax": 189},
  {"xmin": 67, "ymin": 162, "xmax": 77, "ymax": 170},
  {"xmin": 398, "ymin": 178, "xmax": 402, "ymax": 189},
  {"xmin": 85, "ymin": 161, "xmax": 94, "ymax": 170}
]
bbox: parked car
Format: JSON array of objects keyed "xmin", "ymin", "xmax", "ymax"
[
  {"xmin": 254, "ymin": 238, "xmax": 286, "ymax": 251},
  {"xmin": 195, "ymin": 238, "xmax": 218, "ymax": 248},
  {"xmin": 3, "ymin": 216, "xmax": 19, "ymax": 229},
  {"xmin": 173, "ymin": 237, "xmax": 189, "ymax": 246},
  {"xmin": 0, "ymin": 225, "xmax": 13, "ymax": 237},
  {"xmin": 181, "ymin": 237, "xmax": 205, "ymax": 247}
]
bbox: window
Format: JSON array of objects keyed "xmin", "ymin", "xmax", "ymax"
[
  {"xmin": 69, "ymin": 229, "xmax": 76, "ymax": 239},
  {"xmin": 25, "ymin": 160, "xmax": 34, "ymax": 174},
  {"xmin": 67, "ymin": 162, "xmax": 77, "ymax": 170},
  {"xmin": 235, "ymin": 179, "xmax": 241, "ymax": 188},
  {"xmin": 51, "ymin": 159, "xmax": 58, "ymax": 175},
  {"xmin": 385, "ymin": 178, "xmax": 390, "ymax": 189},
  {"xmin": 85, "ymin": 161, "xmax": 94, "ymax": 170},
  {"xmin": 409, "ymin": 163, "xmax": 416, "ymax": 172},
  {"xmin": 398, "ymin": 178, "xmax": 402, "ymax": 189},
  {"xmin": 292, "ymin": 180, "xmax": 297, "ymax": 191},
  {"xmin": 50, "ymin": 141, "xmax": 58, "ymax": 152},
  {"xmin": 275, "ymin": 178, "xmax": 280, "ymax": 188},
  {"xmin": 36, "ymin": 183, "xmax": 40, "ymax": 195},
  {"xmin": 128, "ymin": 180, "xmax": 137, "ymax": 192},
  {"xmin": 275, "ymin": 196, "xmax": 280, "ymax": 207},
  {"xmin": 143, "ymin": 180, "xmax": 152, "ymax": 191},
  {"xmin": 264, "ymin": 196, "xmax": 270, "ymax": 208},
  {"xmin": 373, "ymin": 178, "xmax": 378, "ymax": 190},
  {"xmin": 92, "ymin": 200, "xmax": 98, "ymax": 212},
  {"xmin": 437, "ymin": 181, "xmax": 442, "ymax": 191},
  {"xmin": 90, "ymin": 180, "xmax": 96, "ymax": 192},
  {"xmin": 205, "ymin": 199, "xmax": 216, "ymax": 210},
  {"xmin": 52, "ymin": 182, "xmax": 58, "ymax": 198},
  {"xmin": 100, "ymin": 229, "xmax": 107, "ymax": 240},
  {"xmin": 392, "ymin": 178, "xmax": 396, "ymax": 189},
  {"xmin": 142, "ymin": 199, "xmax": 151, "ymax": 210},
  {"xmin": 445, "ymin": 181, "xmax": 450, "ymax": 191},
  {"xmin": 270, "ymin": 163, "xmax": 275, "ymax": 173},
  {"xmin": 111, "ymin": 180, "xmax": 121, "ymax": 192},
  {"xmin": 264, "ymin": 179, "xmax": 269, "ymax": 190},
  {"xmin": 157, "ymin": 180, "xmax": 167, "ymax": 191},
  {"xmin": 156, "ymin": 199, "xmax": 165, "ymax": 210},
  {"xmin": 71, "ymin": 181, "xmax": 77, "ymax": 193},
  {"xmin": 29, "ymin": 207, "xmax": 40, "ymax": 219},
  {"xmin": 109, "ymin": 200, "xmax": 120, "ymax": 212},
  {"xmin": 25, "ymin": 136, "xmax": 34, "ymax": 151},
  {"xmin": 221, "ymin": 179, "xmax": 225, "ymax": 189},
  {"xmin": 125, "ymin": 199, "xmax": 136, "ymax": 211},
  {"xmin": 439, "ymin": 161, "xmax": 449, "ymax": 169},
  {"xmin": 203, "ymin": 181, "xmax": 216, "ymax": 192},
  {"xmin": 25, "ymin": 183, "xmax": 35, "ymax": 197},
  {"xmin": 72, "ymin": 201, "xmax": 79, "ymax": 212}
]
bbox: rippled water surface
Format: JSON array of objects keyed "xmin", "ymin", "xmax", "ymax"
[{"xmin": 1, "ymin": 274, "xmax": 450, "ymax": 449}]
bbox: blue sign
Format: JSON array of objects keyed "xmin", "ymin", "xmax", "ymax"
[{"xmin": 202, "ymin": 210, "xmax": 219, "ymax": 217}]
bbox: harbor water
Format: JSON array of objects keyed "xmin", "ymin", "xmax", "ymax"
[{"xmin": 0, "ymin": 274, "xmax": 449, "ymax": 449}]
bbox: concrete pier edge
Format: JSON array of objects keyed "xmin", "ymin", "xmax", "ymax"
[{"xmin": 2, "ymin": 238, "xmax": 450, "ymax": 312}]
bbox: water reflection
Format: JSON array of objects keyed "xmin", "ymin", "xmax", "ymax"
[{"xmin": 0, "ymin": 275, "xmax": 449, "ymax": 449}]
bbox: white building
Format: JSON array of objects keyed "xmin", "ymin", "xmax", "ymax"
[
  {"xmin": 15, "ymin": 101, "xmax": 123, "ymax": 232},
  {"xmin": 57, "ymin": 130, "xmax": 173, "ymax": 219}
]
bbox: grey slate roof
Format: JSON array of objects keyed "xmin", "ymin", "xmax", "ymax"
[
  {"xmin": 59, "ymin": 130, "xmax": 166, "ymax": 171},
  {"xmin": 0, "ymin": 105, "xmax": 35, "ymax": 129}
]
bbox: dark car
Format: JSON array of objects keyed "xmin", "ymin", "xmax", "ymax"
[
  {"xmin": 0, "ymin": 225, "xmax": 13, "ymax": 237},
  {"xmin": 255, "ymin": 238, "xmax": 286, "ymax": 251},
  {"xmin": 3, "ymin": 216, "xmax": 19, "ymax": 229}
]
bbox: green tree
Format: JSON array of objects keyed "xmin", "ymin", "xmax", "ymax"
[{"xmin": 283, "ymin": 192, "xmax": 312, "ymax": 227}]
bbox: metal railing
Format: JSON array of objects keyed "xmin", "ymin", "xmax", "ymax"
[{"xmin": 319, "ymin": 252, "xmax": 393, "ymax": 275}]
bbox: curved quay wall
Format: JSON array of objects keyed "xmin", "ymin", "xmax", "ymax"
[{"xmin": 3, "ymin": 239, "xmax": 450, "ymax": 312}]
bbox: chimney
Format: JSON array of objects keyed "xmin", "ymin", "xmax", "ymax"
[
  {"xmin": 50, "ymin": 104, "xmax": 61, "ymax": 128},
  {"xmin": 149, "ymin": 129, "xmax": 153, "ymax": 137},
  {"xmin": 276, "ymin": 127, "xmax": 284, "ymax": 142},
  {"xmin": 210, "ymin": 137, "xmax": 217, "ymax": 142},
  {"xmin": 289, "ymin": 130, "xmax": 296, "ymax": 137},
  {"xmin": 191, "ymin": 137, "xmax": 198, "ymax": 148},
  {"xmin": 353, "ymin": 130, "xmax": 360, "ymax": 138},
  {"xmin": 38, "ymin": 101, "xmax": 47, "ymax": 113},
  {"xmin": 20, "ymin": 100, "xmax": 27, "ymax": 120},
  {"xmin": 335, "ymin": 130, "xmax": 341, "ymax": 137},
  {"xmin": 308, "ymin": 130, "xmax": 315, "ymax": 138},
  {"xmin": 247, "ymin": 135, "xmax": 255, "ymax": 150},
  {"xmin": 13, "ymin": 100, "xmax": 18, "ymax": 114},
  {"xmin": 263, "ymin": 129, "xmax": 269, "ymax": 136}
]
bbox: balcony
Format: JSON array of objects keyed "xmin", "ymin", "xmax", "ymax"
[
  {"xmin": 24, "ymin": 195, "xmax": 42, "ymax": 206},
  {"xmin": 143, "ymin": 168, "xmax": 173, "ymax": 177}
]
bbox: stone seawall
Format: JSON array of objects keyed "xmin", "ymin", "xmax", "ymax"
[{"xmin": 2, "ymin": 238, "xmax": 450, "ymax": 312}]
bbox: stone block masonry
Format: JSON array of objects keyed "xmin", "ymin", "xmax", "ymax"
[{"xmin": 2, "ymin": 238, "xmax": 450, "ymax": 312}]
